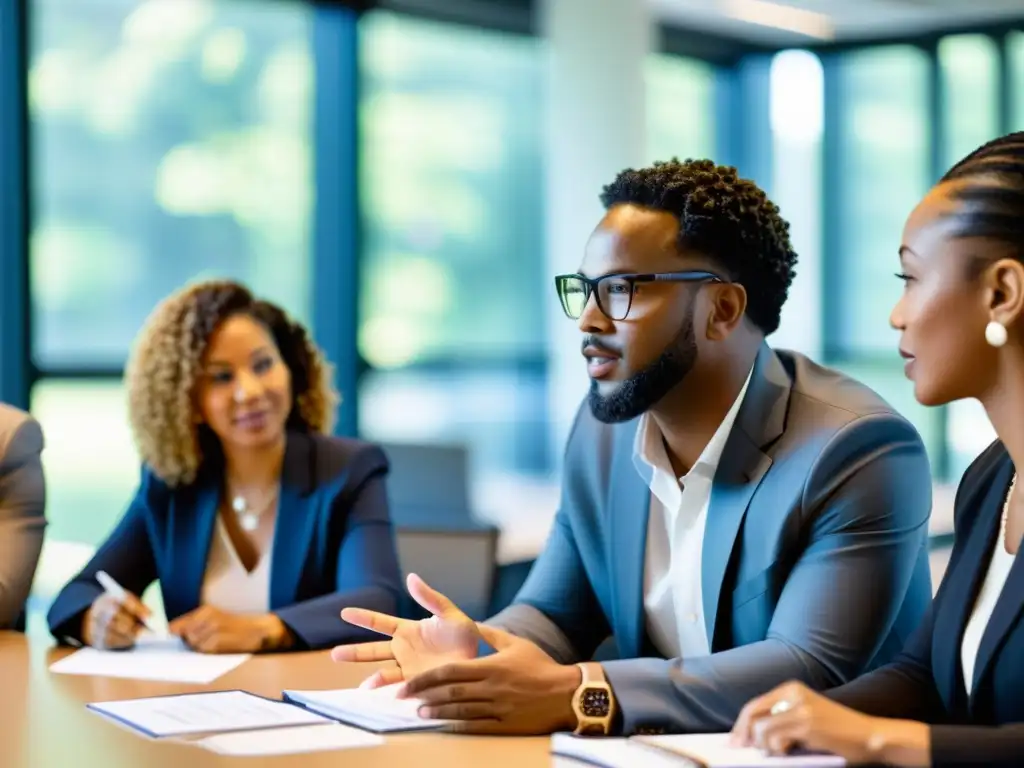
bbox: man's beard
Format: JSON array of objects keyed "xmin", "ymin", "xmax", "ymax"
[{"xmin": 588, "ymin": 310, "xmax": 698, "ymax": 424}]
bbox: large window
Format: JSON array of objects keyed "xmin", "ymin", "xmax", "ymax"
[
  {"xmin": 823, "ymin": 36, "xmax": 1011, "ymax": 481},
  {"xmin": 830, "ymin": 45, "xmax": 931, "ymax": 356},
  {"xmin": 939, "ymin": 34, "xmax": 1000, "ymax": 170},
  {"xmin": 825, "ymin": 45, "xmax": 941, "ymax": 467},
  {"xmin": 29, "ymin": 0, "xmax": 315, "ymax": 546},
  {"xmin": 645, "ymin": 53, "xmax": 716, "ymax": 164},
  {"xmin": 356, "ymin": 11, "xmax": 546, "ymax": 480},
  {"xmin": 31, "ymin": 380, "xmax": 138, "ymax": 544},
  {"xmin": 1010, "ymin": 32, "xmax": 1024, "ymax": 132}
]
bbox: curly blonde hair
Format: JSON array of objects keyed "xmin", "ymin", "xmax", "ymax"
[{"xmin": 125, "ymin": 279, "xmax": 339, "ymax": 486}]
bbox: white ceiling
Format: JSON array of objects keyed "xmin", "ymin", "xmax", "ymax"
[{"xmin": 650, "ymin": 0, "xmax": 1024, "ymax": 45}]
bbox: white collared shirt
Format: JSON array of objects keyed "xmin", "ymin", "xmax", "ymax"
[{"xmin": 634, "ymin": 367, "xmax": 753, "ymax": 659}]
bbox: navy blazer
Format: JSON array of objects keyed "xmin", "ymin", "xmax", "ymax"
[
  {"xmin": 47, "ymin": 431, "xmax": 402, "ymax": 650},
  {"xmin": 827, "ymin": 440, "xmax": 1024, "ymax": 767}
]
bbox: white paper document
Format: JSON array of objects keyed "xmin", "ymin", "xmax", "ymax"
[
  {"xmin": 550, "ymin": 735, "xmax": 685, "ymax": 768},
  {"xmin": 637, "ymin": 734, "xmax": 846, "ymax": 768},
  {"xmin": 87, "ymin": 690, "xmax": 332, "ymax": 738},
  {"xmin": 283, "ymin": 683, "xmax": 452, "ymax": 733},
  {"xmin": 49, "ymin": 633, "xmax": 250, "ymax": 684},
  {"xmin": 194, "ymin": 723, "xmax": 384, "ymax": 756},
  {"xmin": 551, "ymin": 733, "xmax": 846, "ymax": 768}
]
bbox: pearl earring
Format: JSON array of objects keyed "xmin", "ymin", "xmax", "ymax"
[{"xmin": 985, "ymin": 320, "xmax": 1008, "ymax": 348}]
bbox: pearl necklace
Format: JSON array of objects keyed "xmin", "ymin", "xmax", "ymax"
[
  {"xmin": 230, "ymin": 486, "xmax": 279, "ymax": 532},
  {"xmin": 1002, "ymin": 473, "xmax": 1018, "ymax": 550}
]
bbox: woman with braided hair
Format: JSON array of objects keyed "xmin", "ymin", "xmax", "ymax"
[
  {"xmin": 47, "ymin": 280, "xmax": 401, "ymax": 653},
  {"xmin": 733, "ymin": 132, "xmax": 1024, "ymax": 766}
]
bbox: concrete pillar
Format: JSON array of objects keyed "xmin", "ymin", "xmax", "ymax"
[{"xmin": 539, "ymin": 0, "xmax": 653, "ymax": 469}]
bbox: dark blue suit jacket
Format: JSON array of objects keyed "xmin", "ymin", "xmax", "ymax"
[
  {"xmin": 47, "ymin": 431, "xmax": 402, "ymax": 650},
  {"xmin": 828, "ymin": 440, "xmax": 1024, "ymax": 767}
]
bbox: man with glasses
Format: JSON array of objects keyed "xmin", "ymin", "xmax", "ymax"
[{"xmin": 332, "ymin": 159, "xmax": 933, "ymax": 737}]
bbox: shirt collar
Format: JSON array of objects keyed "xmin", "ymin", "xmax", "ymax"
[{"xmin": 633, "ymin": 364, "xmax": 755, "ymax": 484}]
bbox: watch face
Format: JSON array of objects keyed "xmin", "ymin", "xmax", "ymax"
[{"xmin": 581, "ymin": 687, "xmax": 610, "ymax": 718}]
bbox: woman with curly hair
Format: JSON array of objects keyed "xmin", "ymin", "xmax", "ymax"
[{"xmin": 47, "ymin": 280, "xmax": 402, "ymax": 653}]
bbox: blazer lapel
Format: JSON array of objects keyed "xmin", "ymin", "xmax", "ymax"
[
  {"xmin": 932, "ymin": 457, "xmax": 1011, "ymax": 711},
  {"xmin": 609, "ymin": 423, "xmax": 653, "ymax": 660},
  {"xmin": 702, "ymin": 343, "xmax": 787, "ymax": 649},
  {"xmin": 170, "ymin": 483, "xmax": 219, "ymax": 617},
  {"xmin": 269, "ymin": 432, "xmax": 318, "ymax": 610},
  {"xmin": 970, "ymin": 464, "xmax": 1023, "ymax": 703}
]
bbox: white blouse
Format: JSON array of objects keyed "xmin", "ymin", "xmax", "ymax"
[
  {"xmin": 200, "ymin": 515, "xmax": 274, "ymax": 614},
  {"xmin": 960, "ymin": 520, "xmax": 1017, "ymax": 696}
]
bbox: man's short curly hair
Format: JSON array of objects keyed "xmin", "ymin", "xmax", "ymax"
[
  {"xmin": 125, "ymin": 279, "xmax": 339, "ymax": 487},
  {"xmin": 599, "ymin": 158, "xmax": 798, "ymax": 335}
]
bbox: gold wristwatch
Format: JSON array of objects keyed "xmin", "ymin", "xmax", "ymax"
[{"xmin": 570, "ymin": 662, "xmax": 616, "ymax": 736}]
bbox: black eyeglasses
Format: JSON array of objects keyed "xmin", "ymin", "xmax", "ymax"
[{"xmin": 554, "ymin": 270, "xmax": 724, "ymax": 321}]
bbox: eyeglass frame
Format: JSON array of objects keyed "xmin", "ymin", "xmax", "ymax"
[{"xmin": 554, "ymin": 270, "xmax": 726, "ymax": 321}]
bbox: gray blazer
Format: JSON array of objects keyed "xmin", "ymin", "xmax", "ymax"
[
  {"xmin": 489, "ymin": 343, "xmax": 933, "ymax": 734},
  {"xmin": 0, "ymin": 403, "xmax": 46, "ymax": 629}
]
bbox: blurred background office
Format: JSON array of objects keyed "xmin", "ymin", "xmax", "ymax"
[{"xmin": 2, "ymin": 0, "xmax": 1022, "ymax": 626}]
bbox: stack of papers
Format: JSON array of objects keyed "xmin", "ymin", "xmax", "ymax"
[
  {"xmin": 551, "ymin": 733, "xmax": 846, "ymax": 768},
  {"xmin": 87, "ymin": 690, "xmax": 331, "ymax": 738},
  {"xmin": 194, "ymin": 724, "xmax": 384, "ymax": 756},
  {"xmin": 87, "ymin": 691, "xmax": 387, "ymax": 756},
  {"xmin": 50, "ymin": 634, "xmax": 250, "ymax": 684},
  {"xmin": 638, "ymin": 734, "xmax": 846, "ymax": 767},
  {"xmin": 551, "ymin": 735, "xmax": 684, "ymax": 768},
  {"xmin": 283, "ymin": 683, "xmax": 452, "ymax": 733}
]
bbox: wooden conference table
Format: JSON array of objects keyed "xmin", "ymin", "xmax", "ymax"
[{"xmin": 0, "ymin": 632, "xmax": 553, "ymax": 767}]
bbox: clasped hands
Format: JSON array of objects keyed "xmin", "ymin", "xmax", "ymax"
[
  {"xmin": 83, "ymin": 591, "xmax": 291, "ymax": 653},
  {"xmin": 331, "ymin": 574, "xmax": 581, "ymax": 734}
]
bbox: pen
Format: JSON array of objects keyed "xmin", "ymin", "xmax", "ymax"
[{"xmin": 96, "ymin": 570, "xmax": 156, "ymax": 632}]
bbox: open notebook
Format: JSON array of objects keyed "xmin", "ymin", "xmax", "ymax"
[
  {"xmin": 283, "ymin": 683, "xmax": 454, "ymax": 733},
  {"xmin": 552, "ymin": 733, "xmax": 846, "ymax": 768}
]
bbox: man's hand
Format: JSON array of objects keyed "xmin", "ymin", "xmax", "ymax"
[
  {"xmin": 397, "ymin": 624, "xmax": 582, "ymax": 735},
  {"xmin": 168, "ymin": 606, "xmax": 292, "ymax": 653},
  {"xmin": 332, "ymin": 573, "xmax": 481, "ymax": 688}
]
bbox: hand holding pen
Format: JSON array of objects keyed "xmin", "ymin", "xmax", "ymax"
[{"xmin": 81, "ymin": 571, "xmax": 155, "ymax": 650}]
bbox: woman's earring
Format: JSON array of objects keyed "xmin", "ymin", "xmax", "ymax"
[{"xmin": 985, "ymin": 320, "xmax": 1008, "ymax": 348}]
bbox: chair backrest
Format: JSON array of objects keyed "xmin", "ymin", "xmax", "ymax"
[
  {"xmin": 394, "ymin": 526, "xmax": 499, "ymax": 621},
  {"xmin": 381, "ymin": 442, "xmax": 474, "ymax": 528}
]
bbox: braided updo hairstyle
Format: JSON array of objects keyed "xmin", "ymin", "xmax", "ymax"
[
  {"xmin": 938, "ymin": 130, "xmax": 1024, "ymax": 274},
  {"xmin": 125, "ymin": 279, "xmax": 338, "ymax": 486},
  {"xmin": 600, "ymin": 158, "xmax": 798, "ymax": 335}
]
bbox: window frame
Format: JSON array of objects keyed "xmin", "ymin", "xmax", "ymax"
[{"xmin": 0, "ymin": 0, "xmax": 30, "ymax": 411}]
